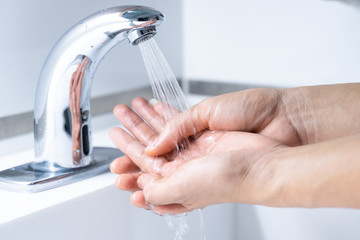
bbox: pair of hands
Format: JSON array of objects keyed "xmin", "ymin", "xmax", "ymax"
[
  {"xmin": 110, "ymin": 88, "xmax": 294, "ymax": 214},
  {"xmin": 110, "ymin": 84, "xmax": 360, "ymax": 214}
]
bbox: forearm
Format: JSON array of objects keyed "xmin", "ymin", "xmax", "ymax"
[
  {"xmin": 280, "ymin": 83, "xmax": 360, "ymax": 144},
  {"xmin": 271, "ymin": 134, "xmax": 360, "ymax": 208}
]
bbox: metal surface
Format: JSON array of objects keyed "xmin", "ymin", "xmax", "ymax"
[
  {"xmin": 0, "ymin": 147, "xmax": 123, "ymax": 193},
  {"xmin": 33, "ymin": 5, "xmax": 164, "ymax": 169},
  {"xmin": 0, "ymin": 6, "xmax": 164, "ymax": 192},
  {"xmin": 128, "ymin": 26, "xmax": 157, "ymax": 45},
  {"xmin": 0, "ymin": 86, "xmax": 153, "ymax": 142}
]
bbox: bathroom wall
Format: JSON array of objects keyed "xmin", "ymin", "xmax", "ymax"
[
  {"xmin": 2, "ymin": 0, "xmax": 360, "ymax": 239},
  {"xmin": 0, "ymin": 2, "xmax": 239, "ymax": 240},
  {"xmin": 182, "ymin": 1, "xmax": 360, "ymax": 239},
  {"xmin": 0, "ymin": 0, "xmax": 182, "ymax": 118},
  {"xmin": 183, "ymin": 0, "xmax": 360, "ymax": 88}
]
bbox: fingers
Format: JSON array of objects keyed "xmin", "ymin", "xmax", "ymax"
[
  {"xmin": 115, "ymin": 173, "xmax": 142, "ymax": 191},
  {"xmin": 137, "ymin": 173, "xmax": 181, "ymax": 206},
  {"xmin": 130, "ymin": 191, "xmax": 188, "ymax": 214},
  {"xmin": 136, "ymin": 173, "xmax": 197, "ymax": 214},
  {"xmin": 132, "ymin": 97, "xmax": 166, "ymax": 133},
  {"xmin": 152, "ymin": 204, "xmax": 189, "ymax": 215},
  {"xmin": 145, "ymin": 104, "xmax": 210, "ymax": 156},
  {"xmin": 136, "ymin": 153, "xmax": 230, "ymax": 211},
  {"xmin": 113, "ymin": 103, "xmax": 158, "ymax": 146},
  {"xmin": 152, "ymin": 101, "xmax": 180, "ymax": 120},
  {"xmin": 110, "ymin": 156, "xmax": 139, "ymax": 174},
  {"xmin": 130, "ymin": 191, "xmax": 150, "ymax": 209},
  {"xmin": 109, "ymin": 127, "xmax": 167, "ymax": 173}
]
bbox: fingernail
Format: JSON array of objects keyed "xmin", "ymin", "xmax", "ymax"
[
  {"xmin": 152, "ymin": 206, "xmax": 164, "ymax": 216},
  {"xmin": 152, "ymin": 158, "xmax": 162, "ymax": 173},
  {"xmin": 145, "ymin": 204, "xmax": 153, "ymax": 211},
  {"xmin": 131, "ymin": 192, "xmax": 138, "ymax": 202},
  {"xmin": 146, "ymin": 137, "xmax": 158, "ymax": 152},
  {"xmin": 149, "ymin": 98, "xmax": 159, "ymax": 107},
  {"xmin": 149, "ymin": 204, "xmax": 156, "ymax": 211},
  {"xmin": 110, "ymin": 161, "xmax": 116, "ymax": 173},
  {"xmin": 137, "ymin": 176, "xmax": 144, "ymax": 189},
  {"xmin": 115, "ymin": 176, "xmax": 122, "ymax": 188},
  {"xmin": 150, "ymin": 178, "xmax": 157, "ymax": 186}
]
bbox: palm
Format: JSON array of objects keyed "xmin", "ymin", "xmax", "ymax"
[
  {"xmin": 169, "ymin": 130, "xmax": 269, "ymax": 162},
  {"xmin": 110, "ymin": 96, "xmax": 282, "ymax": 175},
  {"xmin": 160, "ymin": 129, "xmax": 282, "ymax": 177},
  {"xmin": 187, "ymin": 90, "xmax": 300, "ymax": 146},
  {"xmin": 111, "ymin": 97, "xmax": 284, "ymax": 174},
  {"xmin": 110, "ymin": 97, "xmax": 283, "ymax": 213}
]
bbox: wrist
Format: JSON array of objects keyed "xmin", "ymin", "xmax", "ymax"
[
  {"xmin": 265, "ymin": 135, "xmax": 360, "ymax": 209},
  {"xmin": 281, "ymin": 83, "xmax": 360, "ymax": 144},
  {"xmin": 265, "ymin": 146, "xmax": 315, "ymax": 207},
  {"xmin": 228, "ymin": 146, "xmax": 300, "ymax": 207},
  {"xmin": 279, "ymin": 87, "xmax": 314, "ymax": 145}
]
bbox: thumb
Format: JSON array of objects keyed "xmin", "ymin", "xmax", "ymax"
[
  {"xmin": 145, "ymin": 104, "xmax": 209, "ymax": 156},
  {"xmin": 138, "ymin": 154, "xmax": 227, "ymax": 210}
]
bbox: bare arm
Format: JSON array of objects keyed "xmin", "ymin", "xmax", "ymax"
[
  {"xmin": 139, "ymin": 134, "xmax": 360, "ymax": 213},
  {"xmin": 267, "ymin": 134, "xmax": 360, "ymax": 208},
  {"xmin": 146, "ymin": 83, "xmax": 360, "ymax": 156},
  {"xmin": 280, "ymin": 83, "xmax": 360, "ymax": 145},
  {"xmin": 110, "ymin": 96, "xmax": 360, "ymax": 214}
]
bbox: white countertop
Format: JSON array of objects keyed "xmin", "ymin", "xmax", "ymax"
[
  {"xmin": 3, "ymin": 94, "xmax": 360, "ymax": 240},
  {"xmin": 0, "ymin": 113, "xmax": 120, "ymax": 225},
  {"xmin": 0, "ymin": 95, "xmax": 209, "ymax": 225}
]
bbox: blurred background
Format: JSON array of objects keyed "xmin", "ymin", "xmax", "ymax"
[
  {"xmin": 1, "ymin": 0, "xmax": 360, "ymax": 239},
  {"xmin": 1, "ymin": 0, "xmax": 360, "ymax": 118}
]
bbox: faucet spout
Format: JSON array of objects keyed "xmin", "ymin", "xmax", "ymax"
[{"xmin": 34, "ymin": 6, "xmax": 164, "ymax": 170}]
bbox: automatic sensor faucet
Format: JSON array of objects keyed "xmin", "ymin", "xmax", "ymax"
[
  {"xmin": 34, "ymin": 5, "xmax": 164, "ymax": 170},
  {"xmin": 0, "ymin": 6, "xmax": 164, "ymax": 192}
]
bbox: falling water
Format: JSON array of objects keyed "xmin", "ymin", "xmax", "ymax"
[
  {"xmin": 139, "ymin": 38, "xmax": 188, "ymax": 116},
  {"xmin": 163, "ymin": 213, "xmax": 189, "ymax": 240},
  {"xmin": 138, "ymin": 38, "xmax": 206, "ymax": 240}
]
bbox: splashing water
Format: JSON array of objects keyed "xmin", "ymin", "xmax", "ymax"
[
  {"xmin": 139, "ymin": 37, "xmax": 194, "ymax": 162},
  {"xmin": 199, "ymin": 209, "xmax": 207, "ymax": 240},
  {"xmin": 163, "ymin": 213, "xmax": 189, "ymax": 240},
  {"xmin": 138, "ymin": 37, "xmax": 207, "ymax": 240}
]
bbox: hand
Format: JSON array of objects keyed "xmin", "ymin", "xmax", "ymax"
[
  {"xmin": 144, "ymin": 88, "xmax": 299, "ymax": 157},
  {"xmin": 137, "ymin": 135, "xmax": 284, "ymax": 214},
  {"xmin": 110, "ymin": 93, "xmax": 360, "ymax": 213},
  {"xmin": 145, "ymin": 83, "xmax": 360, "ymax": 157},
  {"xmin": 110, "ymin": 97, "xmax": 284, "ymax": 214}
]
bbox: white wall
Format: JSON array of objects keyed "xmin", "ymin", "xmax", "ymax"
[
  {"xmin": 183, "ymin": 0, "xmax": 360, "ymax": 88},
  {"xmin": 0, "ymin": 2, "xmax": 238, "ymax": 240},
  {"xmin": 2, "ymin": 0, "xmax": 360, "ymax": 239},
  {"xmin": 183, "ymin": 1, "xmax": 360, "ymax": 239},
  {"xmin": 0, "ymin": 0, "xmax": 182, "ymax": 117}
]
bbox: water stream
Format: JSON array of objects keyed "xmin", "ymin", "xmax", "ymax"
[{"xmin": 139, "ymin": 38, "xmax": 206, "ymax": 240}]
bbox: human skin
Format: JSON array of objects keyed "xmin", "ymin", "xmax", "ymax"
[
  {"xmin": 110, "ymin": 83, "xmax": 360, "ymax": 214},
  {"xmin": 145, "ymin": 83, "xmax": 360, "ymax": 156}
]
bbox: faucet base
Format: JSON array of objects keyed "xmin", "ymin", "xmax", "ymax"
[{"xmin": 0, "ymin": 147, "xmax": 122, "ymax": 193}]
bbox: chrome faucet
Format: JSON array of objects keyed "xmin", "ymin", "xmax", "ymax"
[{"xmin": 0, "ymin": 6, "xmax": 164, "ymax": 192}]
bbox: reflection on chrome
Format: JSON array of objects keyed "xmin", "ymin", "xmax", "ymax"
[
  {"xmin": 69, "ymin": 56, "xmax": 90, "ymax": 164},
  {"xmin": 33, "ymin": 5, "xmax": 164, "ymax": 170},
  {"xmin": 0, "ymin": 6, "xmax": 165, "ymax": 193}
]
